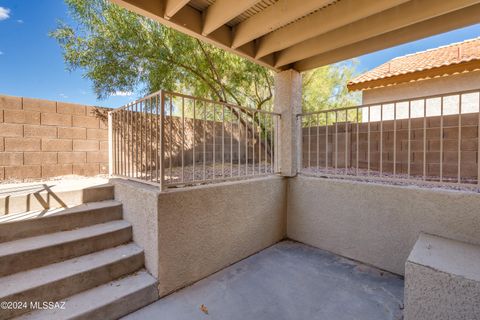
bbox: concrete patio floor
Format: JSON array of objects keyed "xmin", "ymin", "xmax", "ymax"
[{"xmin": 123, "ymin": 241, "xmax": 404, "ymax": 320}]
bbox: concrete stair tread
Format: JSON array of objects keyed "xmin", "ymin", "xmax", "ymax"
[
  {"xmin": 0, "ymin": 201, "xmax": 124, "ymax": 244},
  {"xmin": 0, "ymin": 180, "xmax": 114, "ymax": 216},
  {"xmin": 0, "ymin": 220, "xmax": 131, "ymax": 257},
  {"xmin": 48, "ymin": 200, "xmax": 121, "ymax": 215},
  {"xmin": 0, "ymin": 178, "xmax": 110, "ymax": 194},
  {"xmin": 408, "ymin": 233, "xmax": 480, "ymax": 282},
  {"xmin": 0, "ymin": 243, "xmax": 143, "ymax": 298},
  {"xmin": 17, "ymin": 270, "xmax": 158, "ymax": 320},
  {"xmin": 0, "ymin": 200, "xmax": 122, "ymax": 224}
]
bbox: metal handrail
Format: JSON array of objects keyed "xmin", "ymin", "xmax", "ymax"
[
  {"xmin": 298, "ymin": 88, "xmax": 480, "ymax": 189},
  {"xmin": 109, "ymin": 90, "xmax": 280, "ymax": 190},
  {"xmin": 163, "ymin": 91, "xmax": 282, "ymax": 116},
  {"xmin": 113, "ymin": 90, "xmax": 281, "ymax": 116}
]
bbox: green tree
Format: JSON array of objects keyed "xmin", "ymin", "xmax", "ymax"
[
  {"xmin": 303, "ymin": 62, "xmax": 360, "ymax": 112},
  {"xmin": 302, "ymin": 63, "xmax": 361, "ymax": 125},
  {"xmin": 51, "ymin": 0, "xmax": 273, "ymax": 111}
]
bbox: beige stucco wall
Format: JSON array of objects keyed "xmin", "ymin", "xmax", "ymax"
[
  {"xmin": 362, "ymin": 71, "xmax": 480, "ymax": 105},
  {"xmin": 287, "ymin": 175, "xmax": 480, "ymax": 275},
  {"xmin": 112, "ymin": 176, "xmax": 287, "ymax": 296},
  {"xmin": 111, "ymin": 178, "xmax": 161, "ymax": 278},
  {"xmin": 274, "ymin": 69, "xmax": 302, "ymax": 177},
  {"xmin": 361, "ymin": 71, "xmax": 480, "ymax": 122}
]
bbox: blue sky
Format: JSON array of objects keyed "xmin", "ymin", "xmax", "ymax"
[{"xmin": 0, "ymin": 1, "xmax": 479, "ymax": 108}]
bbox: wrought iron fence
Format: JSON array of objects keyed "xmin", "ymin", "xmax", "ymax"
[
  {"xmin": 298, "ymin": 89, "xmax": 480, "ymax": 189},
  {"xmin": 108, "ymin": 91, "xmax": 281, "ymax": 189}
]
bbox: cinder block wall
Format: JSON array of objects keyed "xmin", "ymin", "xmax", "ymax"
[
  {"xmin": 302, "ymin": 113, "xmax": 479, "ymax": 179},
  {"xmin": 113, "ymin": 113, "xmax": 270, "ymax": 171},
  {"xmin": 0, "ymin": 94, "xmax": 109, "ymax": 181}
]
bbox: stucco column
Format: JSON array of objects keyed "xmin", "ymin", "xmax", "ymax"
[{"xmin": 274, "ymin": 69, "xmax": 302, "ymax": 177}]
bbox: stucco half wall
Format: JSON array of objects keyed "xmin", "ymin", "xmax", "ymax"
[
  {"xmin": 287, "ymin": 175, "xmax": 480, "ymax": 275},
  {"xmin": 112, "ymin": 176, "xmax": 287, "ymax": 296}
]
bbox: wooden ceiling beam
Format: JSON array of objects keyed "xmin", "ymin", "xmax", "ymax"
[
  {"xmin": 110, "ymin": 0, "xmax": 279, "ymax": 70},
  {"xmin": 254, "ymin": 0, "xmax": 410, "ymax": 59},
  {"xmin": 231, "ymin": 0, "xmax": 333, "ymax": 49},
  {"xmin": 202, "ymin": 0, "xmax": 262, "ymax": 36},
  {"xmin": 109, "ymin": 0, "xmax": 480, "ymax": 73},
  {"xmin": 275, "ymin": 0, "xmax": 480, "ymax": 68},
  {"xmin": 294, "ymin": 4, "xmax": 480, "ymax": 71},
  {"xmin": 164, "ymin": 0, "xmax": 190, "ymax": 19}
]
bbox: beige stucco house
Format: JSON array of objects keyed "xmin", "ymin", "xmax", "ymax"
[{"xmin": 348, "ymin": 37, "xmax": 480, "ymax": 121}]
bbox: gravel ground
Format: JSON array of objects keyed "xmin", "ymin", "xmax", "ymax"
[
  {"xmin": 129, "ymin": 162, "xmax": 275, "ymax": 186},
  {"xmin": 302, "ymin": 166, "xmax": 480, "ymax": 193},
  {"xmin": 166, "ymin": 162, "xmax": 274, "ymax": 182},
  {"xmin": 3, "ymin": 164, "xmax": 477, "ymax": 193},
  {"xmin": 0, "ymin": 163, "xmax": 275, "ymax": 188}
]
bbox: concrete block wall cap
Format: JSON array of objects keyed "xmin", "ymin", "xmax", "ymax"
[
  {"xmin": 407, "ymin": 233, "xmax": 480, "ymax": 282},
  {"xmin": 298, "ymin": 174, "xmax": 480, "ymax": 195},
  {"xmin": 56, "ymin": 101, "xmax": 86, "ymax": 116},
  {"xmin": 0, "ymin": 95, "xmax": 22, "ymax": 110},
  {"xmin": 159, "ymin": 175, "xmax": 286, "ymax": 194},
  {"xmin": 23, "ymin": 97, "xmax": 56, "ymax": 113},
  {"xmin": 109, "ymin": 177, "xmax": 162, "ymax": 194}
]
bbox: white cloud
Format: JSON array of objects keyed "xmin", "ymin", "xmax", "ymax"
[
  {"xmin": 0, "ymin": 51, "xmax": 3, "ymax": 55},
  {"xmin": 113, "ymin": 90, "xmax": 133, "ymax": 97},
  {"xmin": 59, "ymin": 93, "xmax": 68, "ymax": 98},
  {"xmin": 0, "ymin": 7, "xmax": 10, "ymax": 21},
  {"xmin": 16, "ymin": 19, "xmax": 23, "ymax": 24}
]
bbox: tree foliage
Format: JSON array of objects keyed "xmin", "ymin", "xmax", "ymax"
[
  {"xmin": 302, "ymin": 62, "xmax": 360, "ymax": 113},
  {"xmin": 52, "ymin": 0, "xmax": 359, "ymax": 113}
]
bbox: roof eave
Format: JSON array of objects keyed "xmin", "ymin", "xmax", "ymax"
[{"xmin": 347, "ymin": 59, "xmax": 480, "ymax": 92}]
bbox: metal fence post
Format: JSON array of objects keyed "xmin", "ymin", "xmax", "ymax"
[
  {"xmin": 297, "ymin": 114, "xmax": 303, "ymax": 173},
  {"xmin": 159, "ymin": 91, "xmax": 166, "ymax": 191},
  {"xmin": 108, "ymin": 111, "xmax": 113, "ymax": 176}
]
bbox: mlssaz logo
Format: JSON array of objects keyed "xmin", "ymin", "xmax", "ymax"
[{"xmin": 29, "ymin": 301, "xmax": 66, "ymax": 310}]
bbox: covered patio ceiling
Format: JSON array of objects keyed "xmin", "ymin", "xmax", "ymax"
[{"xmin": 111, "ymin": 0, "xmax": 480, "ymax": 72}]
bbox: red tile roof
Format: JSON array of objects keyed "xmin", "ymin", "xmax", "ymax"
[{"xmin": 348, "ymin": 37, "xmax": 480, "ymax": 91}]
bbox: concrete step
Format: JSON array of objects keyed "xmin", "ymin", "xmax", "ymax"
[
  {"xmin": 0, "ymin": 244, "xmax": 145, "ymax": 320},
  {"xmin": 0, "ymin": 182, "xmax": 114, "ymax": 216},
  {"xmin": 405, "ymin": 233, "xmax": 480, "ymax": 320},
  {"xmin": 0, "ymin": 220, "xmax": 132, "ymax": 277},
  {"xmin": 17, "ymin": 270, "xmax": 158, "ymax": 320},
  {"xmin": 0, "ymin": 200, "xmax": 123, "ymax": 243}
]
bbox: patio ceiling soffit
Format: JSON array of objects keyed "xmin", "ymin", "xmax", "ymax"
[{"xmin": 110, "ymin": 0, "xmax": 480, "ymax": 72}]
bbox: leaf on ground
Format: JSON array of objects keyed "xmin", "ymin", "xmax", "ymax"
[{"xmin": 200, "ymin": 304, "xmax": 209, "ymax": 315}]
